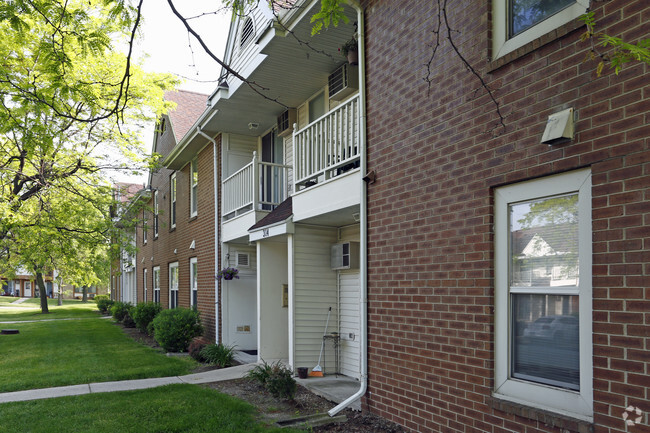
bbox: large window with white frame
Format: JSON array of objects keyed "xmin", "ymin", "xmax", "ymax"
[
  {"xmin": 170, "ymin": 173, "xmax": 177, "ymax": 229},
  {"xmin": 143, "ymin": 268, "xmax": 148, "ymax": 302},
  {"xmin": 153, "ymin": 266, "xmax": 160, "ymax": 303},
  {"xmin": 190, "ymin": 257, "xmax": 198, "ymax": 310},
  {"xmin": 494, "ymin": 168, "xmax": 592, "ymax": 421},
  {"xmin": 153, "ymin": 191, "xmax": 159, "ymax": 238},
  {"xmin": 190, "ymin": 159, "xmax": 198, "ymax": 217},
  {"xmin": 169, "ymin": 262, "xmax": 179, "ymax": 309},
  {"xmin": 492, "ymin": 0, "xmax": 588, "ymax": 60}
]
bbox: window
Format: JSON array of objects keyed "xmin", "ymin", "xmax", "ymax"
[
  {"xmin": 190, "ymin": 159, "xmax": 198, "ymax": 217},
  {"xmin": 308, "ymin": 91, "xmax": 326, "ymax": 123},
  {"xmin": 169, "ymin": 262, "xmax": 179, "ymax": 309},
  {"xmin": 153, "ymin": 266, "xmax": 160, "ymax": 304},
  {"xmin": 240, "ymin": 17, "xmax": 254, "ymax": 48},
  {"xmin": 153, "ymin": 191, "xmax": 159, "ymax": 238},
  {"xmin": 143, "ymin": 268, "xmax": 148, "ymax": 302},
  {"xmin": 190, "ymin": 258, "xmax": 198, "ymax": 310},
  {"xmin": 494, "ymin": 169, "xmax": 592, "ymax": 421},
  {"xmin": 142, "ymin": 210, "xmax": 148, "ymax": 244},
  {"xmin": 492, "ymin": 0, "xmax": 588, "ymax": 60},
  {"xmin": 170, "ymin": 173, "xmax": 177, "ymax": 229}
]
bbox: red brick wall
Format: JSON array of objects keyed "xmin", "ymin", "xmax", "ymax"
[
  {"xmin": 136, "ymin": 132, "xmax": 221, "ymax": 342},
  {"xmin": 362, "ymin": 1, "xmax": 649, "ymax": 432}
]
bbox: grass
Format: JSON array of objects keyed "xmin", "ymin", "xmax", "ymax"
[
  {"xmin": 0, "ymin": 301, "xmax": 196, "ymax": 392},
  {"xmin": 0, "ymin": 384, "xmax": 301, "ymax": 433},
  {"xmin": 0, "ymin": 298, "xmax": 99, "ymax": 321}
]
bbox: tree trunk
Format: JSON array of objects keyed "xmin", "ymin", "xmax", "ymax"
[
  {"xmin": 36, "ymin": 271, "xmax": 49, "ymax": 314},
  {"xmin": 57, "ymin": 277, "xmax": 63, "ymax": 306},
  {"xmin": 82, "ymin": 286, "xmax": 88, "ymax": 303}
]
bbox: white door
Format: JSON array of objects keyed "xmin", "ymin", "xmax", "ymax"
[
  {"xmin": 24, "ymin": 281, "xmax": 32, "ymax": 297},
  {"xmin": 339, "ymin": 272, "xmax": 360, "ymax": 379}
]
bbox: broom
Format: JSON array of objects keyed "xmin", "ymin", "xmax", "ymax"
[{"xmin": 309, "ymin": 306, "xmax": 331, "ymax": 377}]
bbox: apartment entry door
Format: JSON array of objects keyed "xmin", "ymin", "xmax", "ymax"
[{"xmin": 261, "ymin": 130, "xmax": 284, "ymax": 210}]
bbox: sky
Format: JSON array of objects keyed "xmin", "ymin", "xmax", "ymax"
[{"xmin": 114, "ymin": 1, "xmax": 232, "ymax": 185}]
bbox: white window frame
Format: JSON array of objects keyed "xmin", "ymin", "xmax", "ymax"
[
  {"xmin": 190, "ymin": 257, "xmax": 198, "ymax": 309},
  {"xmin": 170, "ymin": 173, "xmax": 177, "ymax": 229},
  {"xmin": 169, "ymin": 262, "xmax": 179, "ymax": 309},
  {"xmin": 492, "ymin": 0, "xmax": 588, "ymax": 60},
  {"xmin": 190, "ymin": 159, "xmax": 198, "ymax": 217},
  {"xmin": 142, "ymin": 210, "xmax": 148, "ymax": 245},
  {"xmin": 494, "ymin": 168, "xmax": 592, "ymax": 421},
  {"xmin": 143, "ymin": 268, "xmax": 148, "ymax": 302},
  {"xmin": 153, "ymin": 266, "xmax": 160, "ymax": 304},
  {"xmin": 153, "ymin": 191, "xmax": 159, "ymax": 238}
]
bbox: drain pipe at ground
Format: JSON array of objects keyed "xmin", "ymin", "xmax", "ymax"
[
  {"xmin": 196, "ymin": 126, "xmax": 221, "ymax": 344},
  {"xmin": 328, "ymin": 0, "xmax": 367, "ymax": 417}
]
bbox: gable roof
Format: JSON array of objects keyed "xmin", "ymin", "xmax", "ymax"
[{"xmin": 164, "ymin": 90, "xmax": 209, "ymax": 142}]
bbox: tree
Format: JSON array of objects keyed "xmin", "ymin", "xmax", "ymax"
[{"xmin": 0, "ymin": 0, "xmax": 178, "ymax": 313}]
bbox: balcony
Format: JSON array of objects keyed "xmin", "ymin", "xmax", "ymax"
[
  {"xmin": 293, "ymin": 95, "xmax": 360, "ymax": 191},
  {"xmin": 222, "ymin": 152, "xmax": 291, "ymax": 241}
]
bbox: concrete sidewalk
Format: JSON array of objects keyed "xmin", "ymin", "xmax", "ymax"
[{"xmin": 0, "ymin": 363, "xmax": 256, "ymax": 404}]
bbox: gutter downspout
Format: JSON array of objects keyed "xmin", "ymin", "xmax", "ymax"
[
  {"xmin": 329, "ymin": 0, "xmax": 367, "ymax": 417},
  {"xmin": 196, "ymin": 126, "xmax": 221, "ymax": 344}
]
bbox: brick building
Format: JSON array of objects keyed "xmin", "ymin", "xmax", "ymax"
[{"xmin": 361, "ymin": 1, "xmax": 649, "ymax": 432}]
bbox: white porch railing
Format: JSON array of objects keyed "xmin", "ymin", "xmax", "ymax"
[
  {"xmin": 293, "ymin": 95, "xmax": 360, "ymax": 189},
  {"xmin": 222, "ymin": 152, "xmax": 290, "ymax": 217}
]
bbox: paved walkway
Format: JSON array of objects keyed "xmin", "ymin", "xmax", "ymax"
[
  {"xmin": 0, "ymin": 363, "xmax": 256, "ymax": 404},
  {"xmin": 10, "ymin": 298, "xmax": 29, "ymax": 304}
]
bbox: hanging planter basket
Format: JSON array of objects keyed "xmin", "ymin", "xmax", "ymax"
[{"xmin": 216, "ymin": 267, "xmax": 239, "ymax": 281}]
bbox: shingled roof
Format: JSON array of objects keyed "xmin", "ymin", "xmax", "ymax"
[
  {"xmin": 249, "ymin": 197, "xmax": 293, "ymax": 231},
  {"xmin": 164, "ymin": 90, "xmax": 209, "ymax": 142}
]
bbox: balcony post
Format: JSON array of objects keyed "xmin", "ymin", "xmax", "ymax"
[{"xmin": 252, "ymin": 151, "xmax": 260, "ymax": 211}]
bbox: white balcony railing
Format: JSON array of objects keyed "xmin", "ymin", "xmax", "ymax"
[
  {"xmin": 293, "ymin": 95, "xmax": 360, "ymax": 189},
  {"xmin": 222, "ymin": 152, "xmax": 290, "ymax": 218}
]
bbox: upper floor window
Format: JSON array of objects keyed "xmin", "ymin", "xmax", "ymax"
[
  {"xmin": 492, "ymin": 0, "xmax": 588, "ymax": 60},
  {"xmin": 494, "ymin": 169, "xmax": 592, "ymax": 421},
  {"xmin": 190, "ymin": 159, "xmax": 198, "ymax": 217},
  {"xmin": 142, "ymin": 210, "xmax": 148, "ymax": 244},
  {"xmin": 153, "ymin": 190, "xmax": 159, "ymax": 238},
  {"xmin": 240, "ymin": 17, "xmax": 254, "ymax": 48},
  {"xmin": 170, "ymin": 173, "xmax": 177, "ymax": 229}
]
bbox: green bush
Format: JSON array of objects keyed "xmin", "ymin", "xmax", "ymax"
[
  {"xmin": 151, "ymin": 308, "xmax": 203, "ymax": 352},
  {"xmin": 110, "ymin": 301, "xmax": 133, "ymax": 322},
  {"xmin": 122, "ymin": 310, "xmax": 136, "ymax": 328},
  {"xmin": 201, "ymin": 343, "xmax": 236, "ymax": 368},
  {"xmin": 96, "ymin": 298, "xmax": 115, "ymax": 315},
  {"xmin": 94, "ymin": 294, "xmax": 109, "ymax": 302},
  {"xmin": 131, "ymin": 302, "xmax": 162, "ymax": 333},
  {"xmin": 247, "ymin": 360, "xmax": 296, "ymax": 400}
]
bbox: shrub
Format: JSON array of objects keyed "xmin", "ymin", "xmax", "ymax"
[
  {"xmin": 201, "ymin": 343, "xmax": 236, "ymax": 368},
  {"xmin": 151, "ymin": 308, "xmax": 203, "ymax": 352},
  {"xmin": 188, "ymin": 337, "xmax": 210, "ymax": 362},
  {"xmin": 110, "ymin": 301, "xmax": 133, "ymax": 322},
  {"xmin": 122, "ymin": 310, "xmax": 136, "ymax": 328},
  {"xmin": 131, "ymin": 302, "xmax": 162, "ymax": 333},
  {"xmin": 94, "ymin": 294, "xmax": 109, "ymax": 302},
  {"xmin": 96, "ymin": 298, "xmax": 115, "ymax": 315},
  {"xmin": 247, "ymin": 360, "xmax": 296, "ymax": 400}
]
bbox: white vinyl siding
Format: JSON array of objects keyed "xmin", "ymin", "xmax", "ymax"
[{"xmin": 293, "ymin": 226, "xmax": 338, "ymax": 374}]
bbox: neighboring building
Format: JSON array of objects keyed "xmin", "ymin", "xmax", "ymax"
[
  {"xmin": 362, "ymin": 1, "xmax": 649, "ymax": 432},
  {"xmin": 1, "ymin": 268, "xmax": 55, "ymax": 298}
]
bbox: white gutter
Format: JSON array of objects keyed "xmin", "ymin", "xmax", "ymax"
[
  {"xmin": 196, "ymin": 126, "xmax": 221, "ymax": 344},
  {"xmin": 328, "ymin": 0, "xmax": 367, "ymax": 417}
]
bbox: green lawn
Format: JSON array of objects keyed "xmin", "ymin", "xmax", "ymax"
[
  {"xmin": 0, "ymin": 298, "xmax": 99, "ymax": 321},
  {"xmin": 0, "ymin": 384, "xmax": 300, "ymax": 433},
  {"xmin": 0, "ymin": 301, "xmax": 196, "ymax": 392}
]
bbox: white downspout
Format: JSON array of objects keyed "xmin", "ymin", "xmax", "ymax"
[
  {"xmin": 329, "ymin": 0, "xmax": 367, "ymax": 417},
  {"xmin": 196, "ymin": 126, "xmax": 221, "ymax": 344}
]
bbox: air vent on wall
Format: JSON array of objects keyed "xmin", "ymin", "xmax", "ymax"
[
  {"xmin": 277, "ymin": 109, "xmax": 296, "ymax": 137},
  {"xmin": 236, "ymin": 252, "xmax": 250, "ymax": 267},
  {"xmin": 328, "ymin": 64, "xmax": 359, "ymax": 101}
]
